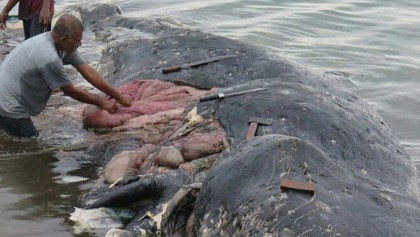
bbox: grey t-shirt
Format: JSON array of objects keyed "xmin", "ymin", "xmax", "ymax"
[{"xmin": 0, "ymin": 32, "xmax": 85, "ymax": 118}]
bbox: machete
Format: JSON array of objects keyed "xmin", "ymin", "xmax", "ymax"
[
  {"xmin": 199, "ymin": 88, "xmax": 267, "ymax": 102},
  {"xmin": 162, "ymin": 54, "xmax": 238, "ymax": 73}
]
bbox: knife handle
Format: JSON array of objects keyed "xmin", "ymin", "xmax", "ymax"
[
  {"xmin": 199, "ymin": 93, "xmax": 225, "ymax": 102},
  {"xmin": 162, "ymin": 66, "xmax": 182, "ymax": 73}
]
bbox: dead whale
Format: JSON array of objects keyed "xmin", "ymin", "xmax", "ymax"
[{"xmin": 67, "ymin": 3, "xmax": 420, "ymax": 237}]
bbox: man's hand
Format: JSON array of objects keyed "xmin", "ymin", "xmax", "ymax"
[
  {"xmin": 117, "ymin": 94, "xmax": 132, "ymax": 107},
  {"xmin": 39, "ymin": 5, "xmax": 51, "ymax": 28},
  {"xmin": 0, "ymin": 11, "xmax": 8, "ymax": 30},
  {"xmin": 0, "ymin": 0, "xmax": 19, "ymax": 30},
  {"xmin": 100, "ymin": 99, "xmax": 119, "ymax": 114}
]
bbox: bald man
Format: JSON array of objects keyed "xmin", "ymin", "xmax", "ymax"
[{"xmin": 0, "ymin": 14, "xmax": 132, "ymax": 137}]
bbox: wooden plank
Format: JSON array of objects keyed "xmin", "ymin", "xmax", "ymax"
[
  {"xmin": 246, "ymin": 122, "xmax": 258, "ymax": 140},
  {"xmin": 280, "ymin": 179, "xmax": 316, "ymax": 195}
]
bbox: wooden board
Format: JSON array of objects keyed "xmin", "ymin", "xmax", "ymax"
[{"xmin": 280, "ymin": 179, "xmax": 316, "ymax": 195}]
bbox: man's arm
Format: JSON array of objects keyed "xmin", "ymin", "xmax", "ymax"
[
  {"xmin": 39, "ymin": 0, "xmax": 53, "ymax": 26},
  {"xmin": 60, "ymin": 83, "xmax": 120, "ymax": 113},
  {"xmin": 74, "ymin": 63, "xmax": 132, "ymax": 106},
  {"xmin": 0, "ymin": 0, "xmax": 19, "ymax": 30}
]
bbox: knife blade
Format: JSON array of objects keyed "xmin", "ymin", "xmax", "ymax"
[
  {"xmin": 162, "ymin": 54, "xmax": 238, "ymax": 74},
  {"xmin": 199, "ymin": 88, "xmax": 268, "ymax": 102}
]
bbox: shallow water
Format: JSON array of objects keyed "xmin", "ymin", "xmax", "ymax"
[{"xmin": 0, "ymin": 0, "xmax": 419, "ymax": 236}]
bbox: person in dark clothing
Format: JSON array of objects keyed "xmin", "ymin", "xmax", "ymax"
[{"xmin": 0, "ymin": 0, "xmax": 54, "ymax": 39}]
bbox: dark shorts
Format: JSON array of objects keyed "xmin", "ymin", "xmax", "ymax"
[
  {"xmin": 0, "ymin": 115, "xmax": 39, "ymax": 137},
  {"xmin": 22, "ymin": 16, "xmax": 51, "ymax": 40}
]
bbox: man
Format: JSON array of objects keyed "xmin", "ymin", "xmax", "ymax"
[
  {"xmin": 0, "ymin": 14, "xmax": 132, "ymax": 137},
  {"xmin": 0, "ymin": 0, "xmax": 54, "ymax": 39}
]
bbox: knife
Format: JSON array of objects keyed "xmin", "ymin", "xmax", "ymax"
[
  {"xmin": 162, "ymin": 54, "xmax": 238, "ymax": 74},
  {"xmin": 199, "ymin": 88, "xmax": 267, "ymax": 102}
]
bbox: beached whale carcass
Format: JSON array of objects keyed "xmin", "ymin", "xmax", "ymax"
[{"xmin": 70, "ymin": 3, "xmax": 420, "ymax": 237}]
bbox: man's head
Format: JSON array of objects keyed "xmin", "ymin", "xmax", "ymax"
[{"xmin": 52, "ymin": 14, "xmax": 85, "ymax": 54}]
